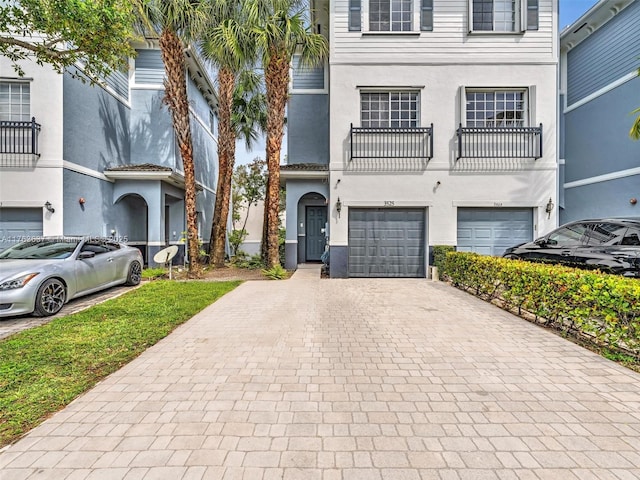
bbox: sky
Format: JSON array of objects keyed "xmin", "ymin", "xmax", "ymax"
[{"xmin": 235, "ymin": 0, "xmax": 602, "ymax": 165}]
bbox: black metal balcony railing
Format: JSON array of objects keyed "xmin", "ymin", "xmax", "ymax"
[
  {"xmin": 0, "ymin": 117, "xmax": 41, "ymax": 156},
  {"xmin": 350, "ymin": 123, "xmax": 434, "ymax": 161},
  {"xmin": 457, "ymin": 123, "xmax": 542, "ymax": 160}
]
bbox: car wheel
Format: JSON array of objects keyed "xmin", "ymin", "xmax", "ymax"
[
  {"xmin": 125, "ymin": 261, "xmax": 142, "ymax": 286},
  {"xmin": 504, "ymin": 254, "xmax": 519, "ymax": 260},
  {"xmin": 34, "ymin": 278, "xmax": 66, "ymax": 317}
]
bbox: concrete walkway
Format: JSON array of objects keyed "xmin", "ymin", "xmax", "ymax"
[{"xmin": 2, "ymin": 265, "xmax": 640, "ymax": 480}]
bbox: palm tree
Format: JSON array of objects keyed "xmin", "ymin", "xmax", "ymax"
[
  {"xmin": 631, "ymin": 68, "xmax": 640, "ymax": 141},
  {"xmin": 200, "ymin": 3, "xmax": 260, "ymax": 267},
  {"xmin": 246, "ymin": 0, "xmax": 328, "ymax": 268},
  {"xmin": 134, "ymin": 0, "xmax": 208, "ymax": 276}
]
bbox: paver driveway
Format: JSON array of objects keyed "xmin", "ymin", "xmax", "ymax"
[{"xmin": 2, "ymin": 266, "xmax": 640, "ymax": 480}]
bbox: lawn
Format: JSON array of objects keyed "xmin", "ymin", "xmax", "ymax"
[{"xmin": 0, "ymin": 280, "xmax": 240, "ymax": 448}]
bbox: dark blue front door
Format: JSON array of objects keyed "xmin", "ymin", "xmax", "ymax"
[{"xmin": 306, "ymin": 206, "xmax": 327, "ymax": 261}]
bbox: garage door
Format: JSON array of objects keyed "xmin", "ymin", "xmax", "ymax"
[
  {"xmin": 457, "ymin": 208, "xmax": 532, "ymax": 256},
  {"xmin": 0, "ymin": 208, "xmax": 43, "ymax": 250},
  {"xmin": 349, "ymin": 208, "xmax": 426, "ymax": 278}
]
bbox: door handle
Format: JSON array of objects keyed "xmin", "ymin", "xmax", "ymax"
[
  {"xmin": 107, "ymin": 258, "xmax": 114, "ymax": 262},
  {"xmin": 561, "ymin": 251, "xmax": 571, "ymax": 257}
]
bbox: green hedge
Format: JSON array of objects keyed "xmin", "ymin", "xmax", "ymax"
[{"xmin": 442, "ymin": 251, "xmax": 640, "ymax": 356}]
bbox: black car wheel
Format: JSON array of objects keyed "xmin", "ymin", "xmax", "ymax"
[
  {"xmin": 125, "ymin": 261, "xmax": 142, "ymax": 286},
  {"xmin": 34, "ymin": 278, "xmax": 66, "ymax": 317}
]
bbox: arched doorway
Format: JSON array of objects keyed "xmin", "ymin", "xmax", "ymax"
[
  {"xmin": 114, "ymin": 193, "xmax": 149, "ymax": 263},
  {"xmin": 299, "ymin": 192, "xmax": 327, "ymax": 262}
]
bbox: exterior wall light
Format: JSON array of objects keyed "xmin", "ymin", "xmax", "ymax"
[
  {"xmin": 336, "ymin": 197, "xmax": 342, "ymax": 217},
  {"xmin": 545, "ymin": 197, "xmax": 554, "ymax": 218},
  {"xmin": 44, "ymin": 201, "xmax": 55, "ymax": 213}
]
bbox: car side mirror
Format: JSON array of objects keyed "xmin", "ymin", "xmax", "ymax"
[
  {"xmin": 534, "ymin": 238, "xmax": 547, "ymax": 247},
  {"xmin": 78, "ymin": 251, "xmax": 95, "ymax": 259}
]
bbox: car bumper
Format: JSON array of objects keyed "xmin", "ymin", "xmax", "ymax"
[{"xmin": 0, "ymin": 287, "xmax": 37, "ymax": 317}]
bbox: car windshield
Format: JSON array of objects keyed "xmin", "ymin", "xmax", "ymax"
[{"xmin": 0, "ymin": 239, "xmax": 80, "ymax": 260}]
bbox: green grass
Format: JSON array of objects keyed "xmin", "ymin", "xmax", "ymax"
[{"xmin": 0, "ymin": 280, "xmax": 240, "ymax": 448}]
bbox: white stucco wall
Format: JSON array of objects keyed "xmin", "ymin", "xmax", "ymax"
[
  {"xmin": 0, "ymin": 58, "xmax": 64, "ymax": 236},
  {"xmin": 327, "ymin": 62, "xmax": 558, "ymax": 248}
]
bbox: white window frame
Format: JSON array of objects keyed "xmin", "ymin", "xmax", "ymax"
[
  {"xmin": 360, "ymin": 90, "xmax": 421, "ymax": 128},
  {"xmin": 0, "ymin": 81, "xmax": 31, "ymax": 122},
  {"xmin": 289, "ymin": 55, "xmax": 329, "ymax": 94},
  {"xmin": 468, "ymin": 0, "xmax": 535, "ymax": 33},
  {"xmin": 362, "ymin": 0, "xmax": 420, "ymax": 33},
  {"xmin": 460, "ymin": 86, "xmax": 535, "ymax": 127}
]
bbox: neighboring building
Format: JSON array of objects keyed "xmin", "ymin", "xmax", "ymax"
[
  {"xmin": 284, "ymin": 0, "xmax": 559, "ymax": 277},
  {"xmin": 0, "ymin": 40, "xmax": 219, "ymax": 265},
  {"xmin": 560, "ymin": 0, "xmax": 640, "ymax": 223}
]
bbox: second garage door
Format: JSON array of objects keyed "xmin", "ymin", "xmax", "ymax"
[
  {"xmin": 457, "ymin": 208, "xmax": 533, "ymax": 256},
  {"xmin": 0, "ymin": 208, "xmax": 43, "ymax": 250},
  {"xmin": 349, "ymin": 208, "xmax": 426, "ymax": 278}
]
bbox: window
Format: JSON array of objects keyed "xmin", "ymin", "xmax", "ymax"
[
  {"xmin": 370, "ymin": 0, "xmax": 412, "ymax": 32},
  {"xmin": 361, "ymin": 92, "xmax": 419, "ymax": 128},
  {"xmin": 0, "ymin": 82, "xmax": 30, "ymax": 121},
  {"xmin": 621, "ymin": 227, "xmax": 640, "ymax": 246},
  {"xmin": 583, "ymin": 223, "xmax": 627, "ymax": 246},
  {"xmin": 547, "ymin": 224, "xmax": 589, "ymax": 246},
  {"xmin": 470, "ymin": 0, "xmax": 538, "ymax": 32},
  {"xmin": 465, "ymin": 90, "xmax": 527, "ymax": 127}
]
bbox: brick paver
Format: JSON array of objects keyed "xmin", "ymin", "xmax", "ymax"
[{"xmin": 2, "ymin": 265, "xmax": 640, "ymax": 479}]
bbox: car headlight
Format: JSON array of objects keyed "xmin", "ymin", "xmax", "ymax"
[{"xmin": 0, "ymin": 273, "xmax": 40, "ymax": 291}]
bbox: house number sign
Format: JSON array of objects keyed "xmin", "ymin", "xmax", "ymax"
[{"xmin": 384, "ymin": 201, "xmax": 395, "ymax": 206}]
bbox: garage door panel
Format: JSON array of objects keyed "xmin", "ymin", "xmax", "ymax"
[
  {"xmin": 0, "ymin": 208, "xmax": 44, "ymax": 250},
  {"xmin": 457, "ymin": 208, "xmax": 532, "ymax": 257},
  {"xmin": 348, "ymin": 208, "xmax": 426, "ymax": 278}
]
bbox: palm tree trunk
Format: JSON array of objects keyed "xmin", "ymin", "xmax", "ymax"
[
  {"xmin": 263, "ymin": 48, "xmax": 289, "ymax": 268},
  {"xmin": 159, "ymin": 29, "xmax": 201, "ymax": 276},
  {"xmin": 209, "ymin": 67, "xmax": 236, "ymax": 267}
]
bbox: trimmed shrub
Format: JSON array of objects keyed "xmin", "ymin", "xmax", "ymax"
[
  {"xmin": 432, "ymin": 245, "xmax": 455, "ymax": 272},
  {"xmin": 442, "ymin": 251, "xmax": 640, "ymax": 356}
]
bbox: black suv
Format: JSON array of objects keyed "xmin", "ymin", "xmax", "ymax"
[{"xmin": 503, "ymin": 218, "xmax": 640, "ymax": 277}]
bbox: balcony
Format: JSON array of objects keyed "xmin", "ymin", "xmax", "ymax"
[
  {"xmin": 456, "ymin": 124, "xmax": 542, "ymax": 160},
  {"xmin": 0, "ymin": 118, "xmax": 41, "ymax": 162},
  {"xmin": 350, "ymin": 124, "xmax": 433, "ymax": 171}
]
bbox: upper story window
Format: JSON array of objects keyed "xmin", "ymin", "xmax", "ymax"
[
  {"xmin": 465, "ymin": 89, "xmax": 527, "ymax": 127},
  {"xmin": 0, "ymin": 82, "xmax": 30, "ymax": 121},
  {"xmin": 361, "ymin": 91, "xmax": 419, "ymax": 128},
  {"xmin": 349, "ymin": 0, "xmax": 433, "ymax": 32},
  {"xmin": 370, "ymin": 0, "xmax": 412, "ymax": 31},
  {"xmin": 470, "ymin": 0, "xmax": 538, "ymax": 33}
]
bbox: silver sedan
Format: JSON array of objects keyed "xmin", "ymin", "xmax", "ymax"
[{"xmin": 0, "ymin": 237, "xmax": 143, "ymax": 317}]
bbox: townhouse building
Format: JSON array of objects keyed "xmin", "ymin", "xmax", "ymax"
[
  {"xmin": 0, "ymin": 41, "xmax": 219, "ymax": 264},
  {"xmin": 560, "ymin": 0, "xmax": 640, "ymax": 223},
  {"xmin": 283, "ymin": 0, "xmax": 559, "ymax": 277}
]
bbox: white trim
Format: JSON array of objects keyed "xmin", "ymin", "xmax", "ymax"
[
  {"xmin": 280, "ymin": 170, "xmax": 329, "ymax": 180},
  {"xmin": 564, "ymin": 71, "xmax": 638, "ymax": 113},
  {"xmin": 559, "ymin": 158, "xmax": 565, "ymax": 165},
  {"xmin": 130, "ymin": 84, "xmax": 165, "ymax": 90},
  {"xmin": 63, "ymin": 161, "xmax": 114, "ymax": 182},
  {"xmin": 0, "ymin": 201, "xmax": 48, "ymax": 208},
  {"xmin": 285, "ymin": 239, "xmax": 298, "ymax": 244},
  {"xmin": 345, "ymin": 201, "xmax": 432, "ymax": 207},
  {"xmin": 564, "ymin": 166, "xmax": 640, "ymax": 189},
  {"xmin": 451, "ymin": 201, "xmax": 535, "ymax": 207}
]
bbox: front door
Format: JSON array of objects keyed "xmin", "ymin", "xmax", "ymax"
[{"xmin": 306, "ymin": 206, "xmax": 327, "ymax": 262}]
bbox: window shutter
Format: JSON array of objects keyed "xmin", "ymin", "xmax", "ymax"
[
  {"xmin": 526, "ymin": 0, "xmax": 539, "ymax": 31},
  {"xmin": 528, "ymin": 85, "xmax": 536, "ymax": 126},
  {"xmin": 349, "ymin": 0, "xmax": 362, "ymax": 31},
  {"xmin": 421, "ymin": 0, "xmax": 433, "ymax": 31},
  {"xmin": 459, "ymin": 85, "xmax": 467, "ymax": 126}
]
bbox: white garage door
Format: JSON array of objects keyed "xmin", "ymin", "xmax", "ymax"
[
  {"xmin": 457, "ymin": 208, "xmax": 533, "ymax": 256},
  {"xmin": 0, "ymin": 208, "xmax": 43, "ymax": 250},
  {"xmin": 349, "ymin": 208, "xmax": 426, "ymax": 278}
]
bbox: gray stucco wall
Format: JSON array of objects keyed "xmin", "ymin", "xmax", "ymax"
[
  {"xmin": 564, "ymin": 76, "xmax": 640, "ymax": 182},
  {"xmin": 561, "ymin": 175, "xmax": 640, "ymax": 224},
  {"xmin": 63, "ymin": 73, "xmax": 131, "ymax": 171},
  {"xmin": 287, "ymin": 94, "xmax": 329, "ymax": 165},
  {"xmin": 130, "ymin": 89, "xmax": 176, "ymax": 168}
]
